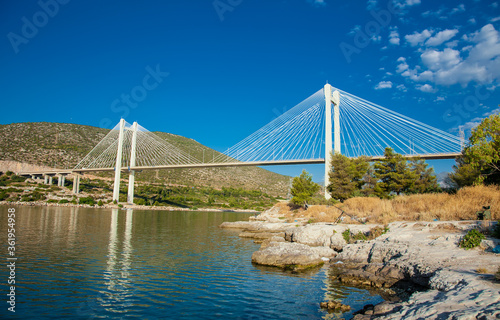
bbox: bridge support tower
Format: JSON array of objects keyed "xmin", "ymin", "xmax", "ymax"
[
  {"xmin": 324, "ymin": 84, "xmax": 340, "ymax": 200},
  {"xmin": 127, "ymin": 122, "xmax": 138, "ymax": 204},
  {"xmin": 112, "ymin": 119, "xmax": 126, "ymax": 202}
]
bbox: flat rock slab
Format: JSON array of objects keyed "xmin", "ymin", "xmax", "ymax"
[
  {"xmin": 220, "ymin": 221, "xmax": 290, "ymax": 232},
  {"xmin": 251, "ymin": 241, "xmax": 324, "ymax": 271}
]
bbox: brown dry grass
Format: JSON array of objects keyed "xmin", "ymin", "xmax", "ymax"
[{"xmin": 276, "ymin": 185, "xmax": 500, "ymax": 224}]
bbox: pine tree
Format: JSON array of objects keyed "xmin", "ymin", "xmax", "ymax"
[
  {"xmin": 374, "ymin": 147, "xmax": 414, "ymax": 197},
  {"xmin": 451, "ymin": 113, "xmax": 500, "ymax": 186},
  {"xmin": 291, "ymin": 170, "xmax": 320, "ymax": 205},
  {"xmin": 409, "ymin": 158, "xmax": 439, "ymax": 193},
  {"xmin": 327, "ymin": 153, "xmax": 369, "ymax": 201}
]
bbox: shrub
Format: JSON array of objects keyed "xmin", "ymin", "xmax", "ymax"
[
  {"xmin": 58, "ymin": 199, "xmax": 69, "ymax": 204},
  {"xmin": 79, "ymin": 197, "xmax": 96, "ymax": 206},
  {"xmin": 368, "ymin": 226, "xmax": 389, "ymax": 239},
  {"xmin": 0, "ymin": 192, "xmax": 9, "ymax": 201},
  {"xmin": 352, "ymin": 231, "xmax": 367, "ymax": 241},
  {"xmin": 47, "ymin": 199, "xmax": 58, "ymax": 203},
  {"xmin": 342, "ymin": 229, "xmax": 350, "ymax": 243},
  {"xmin": 135, "ymin": 198, "xmax": 146, "ymax": 206},
  {"xmin": 459, "ymin": 229, "xmax": 485, "ymax": 250},
  {"xmin": 10, "ymin": 175, "xmax": 26, "ymax": 182},
  {"xmin": 6, "ymin": 171, "xmax": 13, "ymax": 176},
  {"xmin": 117, "ymin": 204, "xmax": 123, "ymax": 208},
  {"xmin": 97, "ymin": 200, "xmax": 103, "ymax": 206}
]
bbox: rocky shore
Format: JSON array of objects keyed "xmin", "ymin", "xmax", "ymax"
[{"xmin": 220, "ymin": 206, "xmax": 500, "ymax": 319}]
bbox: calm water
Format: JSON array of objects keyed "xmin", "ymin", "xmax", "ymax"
[{"xmin": 0, "ymin": 206, "xmax": 383, "ymax": 319}]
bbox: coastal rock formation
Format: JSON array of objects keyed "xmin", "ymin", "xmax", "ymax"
[
  {"xmin": 334, "ymin": 221, "xmax": 500, "ymax": 319},
  {"xmin": 251, "ymin": 242, "xmax": 325, "ymax": 271},
  {"xmin": 219, "ymin": 221, "xmax": 290, "ymax": 232},
  {"xmin": 285, "ymin": 224, "xmax": 336, "ymax": 247}
]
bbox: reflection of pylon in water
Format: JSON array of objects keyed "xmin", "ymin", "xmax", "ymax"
[{"xmin": 286, "ymin": 177, "xmax": 293, "ymax": 200}]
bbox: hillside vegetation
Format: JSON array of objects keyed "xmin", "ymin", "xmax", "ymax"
[{"xmin": 0, "ymin": 122, "xmax": 289, "ymax": 197}]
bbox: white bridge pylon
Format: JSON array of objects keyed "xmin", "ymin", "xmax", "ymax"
[
  {"xmin": 71, "ymin": 84, "xmax": 463, "ymax": 202},
  {"xmin": 73, "ymin": 119, "xmax": 202, "ymax": 202}
]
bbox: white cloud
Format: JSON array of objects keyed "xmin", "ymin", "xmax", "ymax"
[
  {"xmin": 398, "ymin": 24, "xmax": 500, "ymax": 87},
  {"xmin": 396, "ymin": 57, "xmax": 409, "ymax": 73},
  {"xmin": 389, "ymin": 27, "xmax": 400, "ymax": 45},
  {"xmin": 435, "ymin": 96, "xmax": 446, "ymax": 101},
  {"xmin": 451, "ymin": 4, "xmax": 465, "ymax": 14},
  {"xmin": 416, "ymin": 84, "xmax": 435, "ymax": 92},
  {"xmin": 491, "ymin": 17, "xmax": 500, "ymax": 22},
  {"xmin": 393, "ymin": 0, "xmax": 421, "ymax": 9},
  {"xmin": 375, "ymin": 81, "xmax": 393, "ymax": 89},
  {"xmin": 469, "ymin": 18, "xmax": 477, "ymax": 25},
  {"xmin": 425, "ymin": 29, "xmax": 459, "ymax": 47},
  {"xmin": 405, "ymin": 29, "xmax": 433, "ymax": 46},
  {"xmin": 307, "ymin": 0, "xmax": 326, "ymax": 7},
  {"xmin": 421, "ymin": 48, "xmax": 461, "ymax": 71},
  {"xmin": 397, "ymin": 84, "xmax": 408, "ymax": 92}
]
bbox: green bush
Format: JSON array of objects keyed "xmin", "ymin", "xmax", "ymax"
[
  {"xmin": 459, "ymin": 229, "xmax": 485, "ymax": 250},
  {"xmin": 0, "ymin": 192, "xmax": 9, "ymax": 201},
  {"xmin": 10, "ymin": 175, "xmax": 26, "ymax": 182},
  {"xmin": 134, "ymin": 198, "xmax": 146, "ymax": 206},
  {"xmin": 118, "ymin": 204, "xmax": 123, "ymax": 208},
  {"xmin": 352, "ymin": 231, "xmax": 367, "ymax": 241},
  {"xmin": 342, "ymin": 229, "xmax": 351, "ymax": 243},
  {"xmin": 47, "ymin": 199, "xmax": 58, "ymax": 203},
  {"xmin": 58, "ymin": 199, "xmax": 69, "ymax": 204},
  {"xmin": 79, "ymin": 197, "xmax": 96, "ymax": 206},
  {"xmin": 97, "ymin": 200, "xmax": 103, "ymax": 206}
]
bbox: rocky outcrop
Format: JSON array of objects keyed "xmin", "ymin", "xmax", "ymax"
[
  {"xmin": 285, "ymin": 223, "xmax": 380, "ymax": 250},
  {"xmin": 219, "ymin": 221, "xmax": 290, "ymax": 232},
  {"xmin": 251, "ymin": 242, "xmax": 325, "ymax": 271},
  {"xmin": 333, "ymin": 221, "xmax": 500, "ymax": 319}
]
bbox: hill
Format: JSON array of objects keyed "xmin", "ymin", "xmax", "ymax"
[{"xmin": 0, "ymin": 122, "xmax": 290, "ymax": 197}]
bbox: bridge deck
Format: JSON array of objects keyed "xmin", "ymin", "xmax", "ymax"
[{"xmin": 17, "ymin": 152, "xmax": 461, "ymax": 176}]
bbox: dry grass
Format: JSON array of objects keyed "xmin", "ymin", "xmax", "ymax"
[
  {"xmin": 476, "ymin": 268, "xmax": 489, "ymax": 274},
  {"xmin": 276, "ymin": 185, "xmax": 500, "ymax": 224}
]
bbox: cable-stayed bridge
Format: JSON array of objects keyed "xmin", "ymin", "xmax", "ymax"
[{"xmin": 19, "ymin": 84, "xmax": 463, "ymax": 202}]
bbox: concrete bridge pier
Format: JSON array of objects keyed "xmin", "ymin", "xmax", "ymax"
[
  {"xmin": 72, "ymin": 175, "xmax": 80, "ymax": 194},
  {"xmin": 48, "ymin": 176, "xmax": 53, "ymax": 185},
  {"xmin": 58, "ymin": 175, "xmax": 66, "ymax": 187}
]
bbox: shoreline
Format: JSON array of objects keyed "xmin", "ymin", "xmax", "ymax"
[
  {"xmin": 0, "ymin": 201, "xmax": 260, "ymax": 214},
  {"xmin": 221, "ymin": 205, "xmax": 500, "ymax": 319}
]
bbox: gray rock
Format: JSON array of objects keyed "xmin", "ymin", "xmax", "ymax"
[
  {"xmin": 285, "ymin": 224, "xmax": 337, "ymax": 247},
  {"xmin": 251, "ymin": 242, "xmax": 324, "ymax": 270},
  {"xmin": 330, "ymin": 232, "xmax": 347, "ymax": 251}
]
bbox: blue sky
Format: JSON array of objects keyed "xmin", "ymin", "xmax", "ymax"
[{"xmin": 1, "ymin": 0, "xmax": 499, "ymax": 184}]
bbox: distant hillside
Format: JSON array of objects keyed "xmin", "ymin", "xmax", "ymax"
[{"xmin": 0, "ymin": 122, "xmax": 290, "ymax": 197}]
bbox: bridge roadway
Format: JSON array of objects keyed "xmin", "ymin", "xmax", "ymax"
[{"xmin": 17, "ymin": 152, "xmax": 461, "ymax": 176}]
